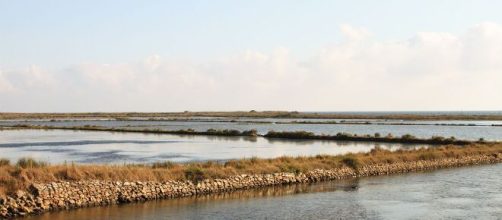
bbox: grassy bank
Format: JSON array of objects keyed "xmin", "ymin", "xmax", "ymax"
[
  {"xmin": 1, "ymin": 143, "xmax": 501, "ymax": 196},
  {"xmin": 2, "ymin": 111, "xmax": 502, "ymax": 120}
]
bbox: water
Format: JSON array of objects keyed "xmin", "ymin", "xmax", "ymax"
[
  {"xmin": 2, "ymin": 116, "xmax": 500, "ymax": 219},
  {"xmin": 2, "ymin": 118, "xmax": 502, "ymax": 141},
  {"xmin": 0, "ymin": 129, "xmax": 421, "ymax": 164},
  {"xmin": 311, "ymin": 110, "xmax": 502, "ymax": 116},
  {"xmin": 26, "ymin": 164, "xmax": 502, "ymax": 220}
]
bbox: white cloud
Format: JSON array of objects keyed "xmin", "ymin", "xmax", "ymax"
[
  {"xmin": 339, "ymin": 24, "xmax": 372, "ymax": 41},
  {"xmin": 1, "ymin": 23, "xmax": 502, "ymax": 111},
  {"xmin": 0, "ymin": 70, "xmax": 15, "ymax": 93}
]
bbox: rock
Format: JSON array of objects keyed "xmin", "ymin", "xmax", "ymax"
[{"xmin": 14, "ymin": 190, "xmax": 27, "ymax": 199}]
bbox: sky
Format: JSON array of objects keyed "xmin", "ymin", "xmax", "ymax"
[{"xmin": 1, "ymin": 0, "xmax": 502, "ymax": 112}]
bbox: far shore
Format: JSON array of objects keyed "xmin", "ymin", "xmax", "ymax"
[{"xmin": 1, "ymin": 111, "xmax": 502, "ymax": 121}]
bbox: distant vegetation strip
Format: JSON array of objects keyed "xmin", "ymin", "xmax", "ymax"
[
  {"xmin": 2, "ymin": 111, "xmax": 502, "ymax": 120},
  {"xmin": 4, "ymin": 124, "xmax": 491, "ymax": 145},
  {"xmin": 7, "ymin": 125, "xmax": 259, "ymax": 137},
  {"xmin": 5, "ymin": 117, "xmax": 502, "ymax": 127},
  {"xmin": 65, "ymin": 118, "xmax": 502, "ymax": 127},
  {"xmin": 263, "ymin": 131, "xmax": 481, "ymax": 145}
]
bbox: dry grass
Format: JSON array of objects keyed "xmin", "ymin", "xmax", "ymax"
[{"xmin": 0, "ymin": 143, "xmax": 501, "ymax": 196}]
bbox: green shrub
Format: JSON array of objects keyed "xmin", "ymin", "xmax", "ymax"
[
  {"xmin": 250, "ymin": 156, "xmax": 259, "ymax": 164},
  {"xmin": 401, "ymin": 134, "xmax": 417, "ymax": 140},
  {"xmin": 264, "ymin": 131, "xmax": 315, "ymax": 139},
  {"xmin": 16, "ymin": 158, "xmax": 48, "ymax": 168},
  {"xmin": 0, "ymin": 158, "xmax": 10, "ymax": 166},
  {"xmin": 279, "ymin": 164, "xmax": 301, "ymax": 174},
  {"xmin": 341, "ymin": 156, "xmax": 360, "ymax": 169},
  {"xmin": 431, "ymin": 136, "xmax": 445, "ymax": 142},
  {"xmin": 151, "ymin": 161, "xmax": 175, "ymax": 169},
  {"xmin": 242, "ymin": 129, "xmax": 258, "ymax": 137},
  {"xmin": 184, "ymin": 166, "xmax": 206, "ymax": 183},
  {"xmin": 335, "ymin": 132, "xmax": 353, "ymax": 138}
]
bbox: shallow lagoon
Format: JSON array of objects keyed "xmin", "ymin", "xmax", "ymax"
[
  {"xmin": 0, "ymin": 129, "xmax": 422, "ymax": 164},
  {"xmin": 2, "ymin": 117, "xmax": 502, "ymax": 141}
]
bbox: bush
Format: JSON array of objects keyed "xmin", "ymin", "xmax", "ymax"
[
  {"xmin": 374, "ymin": 133, "xmax": 381, "ymax": 138},
  {"xmin": 264, "ymin": 131, "xmax": 315, "ymax": 139},
  {"xmin": 335, "ymin": 132, "xmax": 353, "ymax": 138},
  {"xmin": 431, "ymin": 136, "xmax": 445, "ymax": 142},
  {"xmin": 0, "ymin": 158, "xmax": 10, "ymax": 167},
  {"xmin": 401, "ymin": 134, "xmax": 416, "ymax": 140},
  {"xmin": 16, "ymin": 158, "xmax": 48, "ymax": 168},
  {"xmin": 250, "ymin": 156, "xmax": 259, "ymax": 164},
  {"xmin": 369, "ymin": 146, "xmax": 387, "ymax": 154},
  {"xmin": 279, "ymin": 164, "xmax": 301, "ymax": 174},
  {"xmin": 206, "ymin": 129, "xmax": 241, "ymax": 136},
  {"xmin": 341, "ymin": 156, "xmax": 360, "ymax": 169},
  {"xmin": 242, "ymin": 129, "xmax": 258, "ymax": 137},
  {"xmin": 151, "ymin": 161, "xmax": 175, "ymax": 169},
  {"xmin": 184, "ymin": 166, "xmax": 206, "ymax": 183}
]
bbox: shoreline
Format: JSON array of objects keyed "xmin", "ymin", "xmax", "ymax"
[{"xmin": 1, "ymin": 144, "xmax": 501, "ymax": 218}]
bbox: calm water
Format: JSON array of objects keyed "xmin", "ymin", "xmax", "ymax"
[
  {"xmin": 0, "ymin": 129, "xmax": 421, "ymax": 164},
  {"xmin": 2, "ymin": 118, "xmax": 502, "ymax": 141},
  {"xmin": 26, "ymin": 164, "xmax": 502, "ymax": 220}
]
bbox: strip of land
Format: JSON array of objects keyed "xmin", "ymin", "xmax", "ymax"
[
  {"xmin": 1, "ymin": 111, "xmax": 502, "ymax": 120},
  {"xmin": 5, "ymin": 124, "xmax": 487, "ymax": 145},
  {"xmin": 8, "ymin": 117, "xmax": 499, "ymax": 127},
  {"xmin": 0, "ymin": 143, "xmax": 501, "ymax": 218}
]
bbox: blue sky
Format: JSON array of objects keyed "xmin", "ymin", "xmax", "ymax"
[
  {"xmin": 3, "ymin": 0, "xmax": 502, "ymax": 68},
  {"xmin": 1, "ymin": 1, "xmax": 502, "ymax": 111}
]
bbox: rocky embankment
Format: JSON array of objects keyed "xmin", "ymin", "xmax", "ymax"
[{"xmin": 1, "ymin": 153, "xmax": 500, "ymax": 219}]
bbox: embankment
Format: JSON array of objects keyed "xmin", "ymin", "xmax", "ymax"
[{"xmin": 1, "ymin": 144, "xmax": 501, "ymax": 218}]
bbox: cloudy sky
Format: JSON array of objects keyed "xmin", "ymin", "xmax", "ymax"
[{"xmin": 1, "ymin": 1, "xmax": 502, "ymax": 112}]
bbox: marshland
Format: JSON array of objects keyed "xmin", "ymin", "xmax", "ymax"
[
  {"xmin": 1, "ymin": 112, "xmax": 502, "ymax": 218},
  {"xmin": 1, "ymin": 143, "xmax": 501, "ymax": 196}
]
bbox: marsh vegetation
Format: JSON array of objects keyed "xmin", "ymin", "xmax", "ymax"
[{"xmin": 1, "ymin": 143, "xmax": 500, "ymax": 196}]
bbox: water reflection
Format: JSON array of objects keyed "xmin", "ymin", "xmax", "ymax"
[
  {"xmin": 0, "ymin": 129, "xmax": 426, "ymax": 164},
  {"xmin": 27, "ymin": 178, "xmax": 361, "ymax": 220},
  {"xmin": 2, "ymin": 118, "xmax": 502, "ymax": 140}
]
